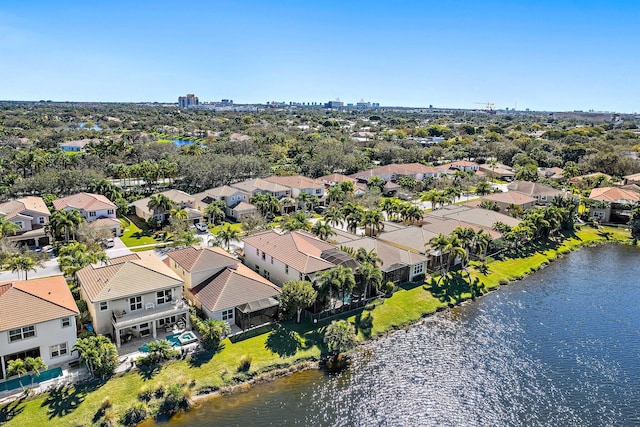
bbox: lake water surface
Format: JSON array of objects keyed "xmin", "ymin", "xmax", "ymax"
[{"xmin": 156, "ymin": 245, "xmax": 640, "ymax": 426}]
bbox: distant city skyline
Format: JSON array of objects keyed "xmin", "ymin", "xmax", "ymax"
[{"xmin": 2, "ymin": 1, "xmax": 639, "ymax": 113}]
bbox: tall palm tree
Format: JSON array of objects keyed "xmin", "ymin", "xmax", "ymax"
[
  {"xmin": 7, "ymin": 254, "xmax": 40, "ymax": 280},
  {"xmin": 323, "ymin": 206, "xmax": 345, "ymax": 228},
  {"xmin": 278, "ymin": 197, "xmax": 296, "ymax": 214},
  {"xmin": 170, "ymin": 207, "xmax": 189, "ymax": 221},
  {"xmin": 25, "ymin": 356, "xmax": 47, "ymax": 387},
  {"xmin": 205, "ymin": 201, "xmax": 226, "ymax": 224},
  {"xmin": 281, "ymin": 212, "xmax": 312, "ymax": 232},
  {"xmin": 250, "ymin": 193, "xmax": 280, "ymax": 218},
  {"xmin": 444, "ymin": 234, "xmax": 467, "ymax": 272},
  {"xmin": 358, "ymin": 261, "xmax": 383, "ymax": 298},
  {"xmin": 473, "ymin": 229, "xmax": 492, "ymax": 259},
  {"xmin": 475, "ymin": 181, "xmax": 493, "ymax": 196},
  {"xmin": 327, "ymin": 185, "xmax": 345, "ymax": 205},
  {"xmin": 427, "ymin": 233, "xmax": 449, "ymax": 273},
  {"xmin": 296, "ymin": 192, "xmax": 318, "ymax": 212},
  {"xmin": 59, "ymin": 242, "xmax": 107, "ymax": 278},
  {"xmin": 48, "ymin": 209, "xmax": 82, "ymax": 242},
  {"xmin": 216, "ymin": 225, "xmax": 240, "ymax": 251},
  {"xmin": 311, "ymin": 221, "xmax": 335, "ymax": 241},
  {"xmin": 147, "ymin": 194, "xmax": 174, "ymax": 222},
  {"xmin": 361, "ymin": 209, "xmax": 384, "ymax": 237},
  {"xmin": 317, "ymin": 266, "xmax": 356, "ymax": 311},
  {"xmin": 354, "ymin": 247, "xmax": 383, "ymax": 268},
  {"xmin": 452, "ymin": 226, "xmax": 475, "ymax": 265}
]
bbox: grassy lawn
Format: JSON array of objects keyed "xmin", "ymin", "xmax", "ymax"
[
  {"xmin": 119, "ymin": 217, "xmax": 162, "ymax": 247},
  {"xmin": 209, "ymin": 222, "xmax": 243, "ymax": 235},
  {"xmin": 1, "ymin": 225, "xmax": 632, "ymax": 426}
]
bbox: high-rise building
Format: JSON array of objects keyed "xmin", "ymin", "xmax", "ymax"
[{"xmin": 178, "ymin": 94, "xmax": 199, "ymax": 108}]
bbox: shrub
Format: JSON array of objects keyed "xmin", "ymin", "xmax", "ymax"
[
  {"xmin": 238, "ymin": 355, "xmax": 252, "ymax": 372},
  {"xmin": 154, "ymin": 383, "xmax": 166, "ymax": 398},
  {"xmin": 160, "ymin": 384, "xmax": 191, "ymax": 416},
  {"xmin": 100, "ymin": 397, "xmax": 113, "ymax": 410},
  {"xmin": 138, "ymin": 386, "xmax": 152, "ymax": 402},
  {"xmin": 120, "ymin": 403, "xmax": 148, "ymax": 426}
]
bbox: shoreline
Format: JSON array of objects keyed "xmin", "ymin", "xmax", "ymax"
[
  {"xmin": 183, "ymin": 230, "xmax": 636, "ymax": 404},
  {"xmin": 1, "ymin": 226, "xmax": 633, "ymax": 426}
]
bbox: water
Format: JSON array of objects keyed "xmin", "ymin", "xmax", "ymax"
[
  {"xmin": 173, "ymin": 139, "xmax": 198, "ymax": 147},
  {"xmin": 157, "ymin": 245, "xmax": 640, "ymax": 426}
]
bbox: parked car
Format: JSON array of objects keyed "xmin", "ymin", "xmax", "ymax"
[
  {"xmin": 313, "ymin": 206, "xmax": 327, "ymax": 214},
  {"xmin": 195, "ymin": 222, "xmax": 208, "ymax": 233},
  {"xmin": 102, "ymin": 238, "xmax": 115, "ymax": 248}
]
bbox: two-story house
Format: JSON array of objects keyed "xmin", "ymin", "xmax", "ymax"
[
  {"xmin": 230, "ymin": 178, "xmax": 292, "ymax": 200},
  {"xmin": 131, "ymin": 189, "xmax": 203, "ymax": 224},
  {"xmin": 0, "ymin": 276, "xmax": 79, "ymax": 382},
  {"xmin": 52, "ymin": 192, "xmax": 120, "ymax": 236},
  {"xmin": 192, "ymin": 185, "xmax": 256, "ymax": 222},
  {"xmin": 164, "ymin": 246, "xmax": 281, "ymax": 330},
  {"xmin": 0, "ymin": 196, "xmax": 51, "ymax": 248},
  {"xmin": 77, "ymin": 252, "xmax": 188, "ymax": 348},
  {"xmin": 263, "ymin": 175, "xmax": 326, "ymax": 207},
  {"xmin": 242, "ymin": 230, "xmax": 359, "ymax": 287}
]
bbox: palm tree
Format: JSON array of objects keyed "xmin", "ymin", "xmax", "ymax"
[
  {"xmin": 506, "ymin": 203, "xmax": 524, "ymax": 218},
  {"xmin": 354, "ymin": 247, "xmax": 383, "ymax": 268},
  {"xmin": 323, "ymin": 206, "xmax": 345, "ymax": 228},
  {"xmin": 147, "ymin": 194, "xmax": 174, "ymax": 222},
  {"xmin": 59, "ymin": 242, "xmax": 107, "ymax": 278},
  {"xmin": 327, "ymin": 185, "xmax": 345, "ymax": 204},
  {"xmin": 317, "ymin": 266, "xmax": 356, "ymax": 311},
  {"xmin": 7, "ymin": 254, "xmax": 40, "ymax": 280},
  {"xmin": 216, "ymin": 225, "xmax": 240, "ymax": 251},
  {"xmin": 25, "ymin": 356, "xmax": 47, "ymax": 387},
  {"xmin": 358, "ymin": 261, "xmax": 383, "ymax": 299},
  {"xmin": 379, "ymin": 197, "xmax": 400, "ymax": 221},
  {"xmin": 250, "ymin": 193, "xmax": 280, "ymax": 218},
  {"xmin": 205, "ymin": 201, "xmax": 226, "ymax": 224},
  {"xmin": 146, "ymin": 339, "xmax": 176, "ymax": 362},
  {"xmin": 0, "ymin": 216, "xmax": 20, "ymax": 238},
  {"xmin": 452, "ymin": 227, "xmax": 475, "ymax": 265},
  {"xmin": 48, "ymin": 209, "xmax": 82, "ymax": 242},
  {"xmin": 199, "ymin": 318, "xmax": 230, "ymax": 350},
  {"xmin": 444, "ymin": 234, "xmax": 467, "ymax": 272},
  {"xmin": 367, "ymin": 176, "xmax": 385, "ymax": 191},
  {"xmin": 361, "ymin": 209, "xmax": 384, "ymax": 237},
  {"xmin": 176, "ymin": 230, "xmax": 199, "ymax": 247},
  {"xmin": 170, "ymin": 207, "xmax": 189, "ymax": 221},
  {"xmin": 473, "ymin": 229, "xmax": 492, "ymax": 259},
  {"xmin": 427, "ymin": 233, "xmax": 449, "ymax": 273},
  {"xmin": 281, "ymin": 212, "xmax": 312, "ymax": 232},
  {"xmin": 475, "ymin": 181, "xmax": 493, "ymax": 196},
  {"xmin": 7, "ymin": 359, "xmax": 28, "ymax": 390},
  {"xmin": 296, "ymin": 192, "xmax": 318, "ymax": 212},
  {"xmin": 400, "ymin": 203, "xmax": 423, "ymax": 225},
  {"xmin": 311, "ymin": 221, "xmax": 335, "ymax": 241},
  {"xmin": 73, "ymin": 335, "xmax": 118, "ymax": 378},
  {"xmin": 278, "ymin": 197, "xmax": 296, "ymax": 214}
]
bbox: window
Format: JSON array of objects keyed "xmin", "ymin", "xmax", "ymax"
[
  {"xmin": 262, "ymin": 252, "xmax": 266, "ymax": 261},
  {"xmin": 129, "ymin": 296, "xmax": 142, "ymax": 311},
  {"xmin": 8, "ymin": 325, "xmax": 35, "ymax": 342},
  {"xmin": 89, "ymin": 211, "xmax": 96, "ymax": 217},
  {"xmin": 157, "ymin": 289, "xmax": 172, "ymax": 304},
  {"xmin": 299, "ymin": 273, "xmax": 304, "ymax": 280},
  {"xmin": 99, "ymin": 301, "xmax": 108, "ymax": 311},
  {"xmin": 61, "ymin": 317, "xmax": 71, "ymax": 328},
  {"xmin": 38, "ymin": 216, "xmax": 45, "ymax": 225},
  {"xmin": 222, "ymin": 309, "xmax": 233, "ymax": 320},
  {"xmin": 107, "ymin": 209, "xmax": 114, "ymax": 215},
  {"xmin": 13, "ymin": 221, "xmax": 23, "ymax": 230},
  {"xmin": 263, "ymin": 270, "xmax": 270, "ymax": 280},
  {"xmin": 413, "ymin": 263, "xmax": 424, "ymax": 275},
  {"xmin": 285, "ymin": 265, "xmax": 289, "ymax": 274},
  {"xmin": 256, "ymin": 248, "xmax": 260, "ymax": 256},
  {"xmin": 50, "ymin": 343, "xmax": 68, "ymax": 358},
  {"xmin": 255, "ymin": 264, "xmax": 260, "ymax": 272},
  {"xmin": 271, "ymin": 256, "xmax": 273, "ymax": 264}
]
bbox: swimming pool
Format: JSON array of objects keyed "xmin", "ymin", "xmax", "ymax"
[
  {"xmin": 0, "ymin": 367, "xmax": 63, "ymax": 392},
  {"xmin": 138, "ymin": 332, "xmax": 197, "ymax": 353}
]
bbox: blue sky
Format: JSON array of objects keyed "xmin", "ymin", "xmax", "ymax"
[{"xmin": 1, "ymin": 1, "xmax": 638, "ymax": 112}]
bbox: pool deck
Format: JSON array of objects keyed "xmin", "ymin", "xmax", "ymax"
[{"xmin": 0, "ymin": 364, "xmax": 91, "ymax": 405}]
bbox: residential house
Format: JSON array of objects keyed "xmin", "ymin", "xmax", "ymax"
[
  {"xmin": 52, "ymin": 192, "xmax": 120, "ymax": 236},
  {"xmin": 480, "ymin": 191, "xmax": 537, "ymax": 212},
  {"xmin": 588, "ymin": 187, "xmax": 640, "ymax": 223},
  {"xmin": 425, "ymin": 205, "xmax": 521, "ymax": 229},
  {"xmin": 0, "ymin": 197, "xmax": 51, "ymax": 248},
  {"xmin": 164, "ymin": 246, "xmax": 281, "ymax": 330},
  {"xmin": 192, "ymin": 185, "xmax": 256, "ymax": 222},
  {"xmin": 351, "ymin": 163, "xmax": 439, "ymax": 184},
  {"xmin": 318, "ymin": 173, "xmax": 366, "ymax": 196},
  {"xmin": 77, "ymin": 252, "xmax": 189, "ymax": 348},
  {"xmin": 230, "ymin": 178, "xmax": 292, "ymax": 200},
  {"xmin": 58, "ymin": 138, "xmax": 97, "ymax": 152},
  {"xmin": 0, "ymin": 276, "xmax": 79, "ymax": 381},
  {"xmin": 263, "ymin": 175, "xmax": 326, "ymax": 207},
  {"xmin": 506, "ymin": 181, "xmax": 576, "ymax": 207},
  {"xmin": 131, "ymin": 189, "xmax": 202, "ymax": 223},
  {"xmin": 623, "ymin": 172, "xmax": 640, "ymax": 186},
  {"xmin": 242, "ymin": 230, "xmax": 358, "ymax": 286},
  {"xmin": 478, "ymin": 163, "xmax": 516, "ymax": 181},
  {"xmin": 336, "ymin": 232, "xmax": 428, "ymax": 285},
  {"xmin": 538, "ymin": 167, "xmax": 565, "ymax": 182}
]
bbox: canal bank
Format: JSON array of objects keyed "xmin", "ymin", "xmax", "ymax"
[{"xmin": 0, "ymin": 226, "xmax": 633, "ymax": 426}]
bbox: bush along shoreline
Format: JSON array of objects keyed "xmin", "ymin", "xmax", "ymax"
[{"xmin": 0, "ymin": 226, "xmax": 633, "ymax": 427}]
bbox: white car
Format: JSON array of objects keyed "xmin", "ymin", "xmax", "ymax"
[
  {"xmin": 102, "ymin": 238, "xmax": 115, "ymax": 248},
  {"xmin": 195, "ymin": 222, "xmax": 208, "ymax": 233}
]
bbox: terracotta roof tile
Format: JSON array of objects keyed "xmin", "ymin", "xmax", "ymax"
[
  {"xmin": 52, "ymin": 192, "xmax": 116, "ymax": 212},
  {"xmin": 0, "ymin": 276, "xmax": 79, "ymax": 331}
]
